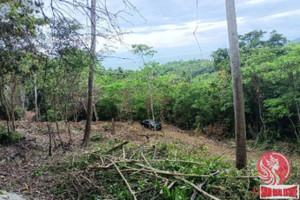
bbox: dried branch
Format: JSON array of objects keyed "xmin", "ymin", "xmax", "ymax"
[
  {"xmin": 141, "ymin": 151, "xmax": 158, "ymax": 177},
  {"xmin": 175, "ymin": 176, "xmax": 221, "ymax": 200},
  {"xmin": 111, "ymin": 160, "xmax": 137, "ymax": 200},
  {"xmin": 106, "ymin": 140, "xmax": 129, "ymax": 153},
  {"xmin": 133, "ymin": 163, "xmax": 212, "ymax": 178},
  {"xmin": 191, "ymin": 170, "xmax": 220, "ymax": 200}
]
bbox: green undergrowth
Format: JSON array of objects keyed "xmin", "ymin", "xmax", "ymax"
[
  {"xmin": 247, "ymin": 139, "xmax": 300, "ymax": 155},
  {"xmin": 48, "ymin": 138, "xmax": 260, "ymax": 200},
  {"xmin": 0, "ymin": 124, "xmax": 23, "ymax": 145}
]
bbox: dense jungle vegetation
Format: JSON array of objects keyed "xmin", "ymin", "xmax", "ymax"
[
  {"xmin": 1, "ymin": 17, "xmax": 299, "ymax": 144},
  {"xmin": 94, "ymin": 31, "xmax": 300, "ymax": 144}
]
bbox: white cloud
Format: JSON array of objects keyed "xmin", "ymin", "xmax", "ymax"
[
  {"xmin": 244, "ymin": 0, "xmax": 281, "ymax": 5},
  {"xmin": 97, "ymin": 17, "xmax": 245, "ymax": 53},
  {"xmin": 261, "ymin": 9, "xmax": 300, "ymax": 21}
]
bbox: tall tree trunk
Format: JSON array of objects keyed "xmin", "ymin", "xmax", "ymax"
[
  {"xmin": 226, "ymin": 0, "xmax": 247, "ymax": 169},
  {"xmin": 34, "ymin": 74, "xmax": 39, "ymax": 121},
  {"xmin": 43, "ymin": 66, "xmax": 52, "ymax": 157},
  {"xmin": 10, "ymin": 76, "xmax": 17, "ymax": 131},
  {"xmin": 82, "ymin": 0, "xmax": 96, "ymax": 147}
]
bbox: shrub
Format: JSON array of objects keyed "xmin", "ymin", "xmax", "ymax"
[{"xmin": 0, "ymin": 124, "xmax": 23, "ymax": 145}]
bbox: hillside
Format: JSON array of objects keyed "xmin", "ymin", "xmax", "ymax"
[
  {"xmin": 1, "ymin": 120, "xmax": 299, "ymax": 199},
  {"xmin": 292, "ymin": 37, "xmax": 300, "ymax": 43},
  {"xmin": 1, "ymin": 0, "xmax": 300, "ymax": 198},
  {"xmin": 160, "ymin": 59, "xmax": 215, "ymax": 78}
]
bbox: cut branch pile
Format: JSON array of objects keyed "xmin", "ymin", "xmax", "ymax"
[{"xmin": 55, "ymin": 140, "xmax": 259, "ymax": 200}]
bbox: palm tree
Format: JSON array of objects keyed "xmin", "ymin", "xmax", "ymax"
[{"xmin": 225, "ymin": 0, "xmax": 247, "ymax": 169}]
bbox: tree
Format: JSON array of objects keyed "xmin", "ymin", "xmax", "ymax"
[
  {"xmin": 131, "ymin": 44, "xmax": 157, "ymax": 123},
  {"xmin": 238, "ymin": 30, "xmax": 266, "ymax": 52},
  {"xmin": 0, "ymin": 0, "xmax": 44, "ymax": 131},
  {"xmin": 225, "ymin": 0, "xmax": 247, "ymax": 169},
  {"xmin": 40, "ymin": 0, "xmax": 139, "ymax": 147},
  {"xmin": 82, "ymin": 0, "xmax": 96, "ymax": 147}
]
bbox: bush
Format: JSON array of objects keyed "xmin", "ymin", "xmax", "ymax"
[
  {"xmin": 0, "ymin": 124, "xmax": 23, "ymax": 145},
  {"xmin": 96, "ymin": 98, "xmax": 118, "ymax": 120}
]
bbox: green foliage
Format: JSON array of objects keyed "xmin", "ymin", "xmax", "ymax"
[
  {"xmin": 90, "ymin": 135, "xmax": 104, "ymax": 142},
  {"xmin": 212, "ymin": 48, "xmax": 230, "ymax": 72},
  {"xmin": 1, "ymin": 10, "xmax": 298, "ymax": 146},
  {"xmin": 0, "ymin": 124, "xmax": 23, "ymax": 145},
  {"xmin": 52, "ymin": 139, "xmax": 260, "ymax": 200},
  {"xmin": 161, "ymin": 59, "xmax": 214, "ymax": 80},
  {"xmin": 96, "ymin": 98, "xmax": 118, "ymax": 120},
  {"xmin": 91, "ymin": 33, "xmax": 299, "ymax": 142},
  {"xmin": 131, "ymin": 44, "xmax": 157, "ymax": 62}
]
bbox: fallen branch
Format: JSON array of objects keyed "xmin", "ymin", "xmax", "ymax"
[
  {"xmin": 191, "ymin": 170, "xmax": 219, "ymax": 200},
  {"xmin": 111, "ymin": 160, "xmax": 137, "ymax": 200},
  {"xmin": 148, "ymin": 159, "xmax": 204, "ymax": 166},
  {"xmin": 175, "ymin": 176, "xmax": 220, "ymax": 200},
  {"xmin": 208, "ymin": 185, "xmax": 226, "ymax": 191},
  {"xmin": 159, "ymin": 181, "xmax": 175, "ymax": 195},
  {"xmin": 233, "ymin": 176, "xmax": 259, "ymax": 179},
  {"xmin": 106, "ymin": 141, "xmax": 129, "ymax": 153},
  {"xmin": 122, "ymin": 145, "xmax": 126, "ymax": 159},
  {"xmin": 141, "ymin": 151, "xmax": 158, "ymax": 177},
  {"xmin": 133, "ymin": 163, "xmax": 212, "ymax": 178}
]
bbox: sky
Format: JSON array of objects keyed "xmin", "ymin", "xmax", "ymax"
[
  {"xmin": 100, "ymin": 0, "xmax": 300, "ymax": 69},
  {"xmin": 40, "ymin": 0, "xmax": 300, "ymax": 69}
]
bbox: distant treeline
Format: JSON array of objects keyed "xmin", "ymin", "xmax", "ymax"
[
  {"xmin": 1, "ymin": 27, "xmax": 299, "ymax": 143},
  {"xmin": 94, "ymin": 30, "xmax": 300, "ymax": 142}
]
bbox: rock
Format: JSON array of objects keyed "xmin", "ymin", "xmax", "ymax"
[{"xmin": 0, "ymin": 191, "xmax": 26, "ymax": 200}]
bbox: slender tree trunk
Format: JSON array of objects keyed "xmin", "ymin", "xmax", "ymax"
[
  {"xmin": 20, "ymin": 82, "xmax": 26, "ymax": 111},
  {"xmin": 54, "ymin": 94, "xmax": 65, "ymax": 152},
  {"xmin": 34, "ymin": 74, "xmax": 39, "ymax": 121},
  {"xmin": 10, "ymin": 76, "xmax": 17, "ymax": 131},
  {"xmin": 254, "ymin": 95, "xmax": 265, "ymax": 147},
  {"xmin": 296, "ymin": 102, "xmax": 300, "ymax": 123},
  {"xmin": 93, "ymin": 103, "xmax": 98, "ymax": 121},
  {"xmin": 296, "ymin": 102, "xmax": 300, "ymax": 134},
  {"xmin": 226, "ymin": 0, "xmax": 247, "ymax": 169},
  {"xmin": 82, "ymin": 0, "xmax": 96, "ymax": 147},
  {"xmin": 0, "ymin": 84, "xmax": 11, "ymax": 132},
  {"xmin": 147, "ymin": 74, "xmax": 155, "ymax": 122},
  {"xmin": 111, "ymin": 117, "xmax": 115, "ymax": 134},
  {"xmin": 43, "ymin": 60, "xmax": 52, "ymax": 156},
  {"xmin": 288, "ymin": 117, "xmax": 298, "ymax": 139}
]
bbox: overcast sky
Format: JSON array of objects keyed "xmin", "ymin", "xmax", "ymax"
[
  {"xmin": 41, "ymin": 0, "xmax": 299, "ymax": 69},
  {"xmin": 98, "ymin": 0, "xmax": 299, "ymax": 69}
]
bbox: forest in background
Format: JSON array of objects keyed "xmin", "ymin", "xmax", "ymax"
[
  {"xmin": 90, "ymin": 31, "xmax": 300, "ymax": 144},
  {"xmin": 1, "ymin": 6, "xmax": 299, "ymax": 145}
]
